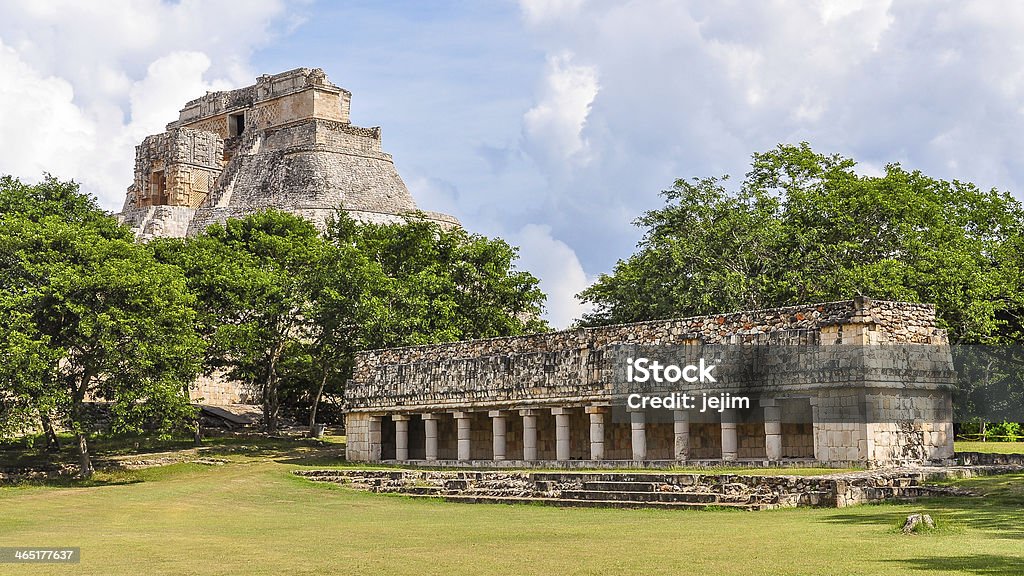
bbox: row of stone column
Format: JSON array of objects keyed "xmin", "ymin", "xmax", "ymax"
[{"xmin": 384, "ymin": 400, "xmax": 785, "ymax": 462}]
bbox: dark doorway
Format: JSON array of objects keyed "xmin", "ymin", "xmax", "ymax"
[
  {"xmin": 229, "ymin": 112, "xmax": 245, "ymax": 137},
  {"xmin": 381, "ymin": 415, "xmax": 396, "ymax": 460},
  {"xmin": 150, "ymin": 170, "xmax": 166, "ymax": 205}
]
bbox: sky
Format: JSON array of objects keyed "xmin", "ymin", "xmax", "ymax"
[{"xmin": 3, "ymin": 0, "xmax": 1024, "ymax": 328}]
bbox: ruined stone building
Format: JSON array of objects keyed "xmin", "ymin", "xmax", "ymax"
[
  {"xmin": 115, "ymin": 67, "xmax": 459, "ymax": 407},
  {"xmin": 118, "ymin": 67, "xmax": 458, "ymax": 239},
  {"xmin": 345, "ymin": 298, "xmax": 956, "ymax": 467}
]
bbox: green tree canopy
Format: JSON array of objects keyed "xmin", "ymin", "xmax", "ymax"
[
  {"xmin": 339, "ymin": 214, "xmax": 548, "ymax": 348},
  {"xmin": 162, "ymin": 210, "xmax": 330, "ymax": 433},
  {"xmin": 170, "ymin": 210, "xmax": 549, "ymax": 433},
  {"xmin": 579, "ymin": 143, "xmax": 1024, "ymax": 344},
  {"xmin": 0, "ymin": 176, "xmax": 205, "ymax": 477}
]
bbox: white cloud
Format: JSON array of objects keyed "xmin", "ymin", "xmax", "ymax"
[
  {"xmin": 406, "ymin": 175, "xmax": 462, "ymax": 220},
  {"xmin": 0, "ymin": 0, "xmax": 294, "ymax": 210},
  {"xmin": 127, "ymin": 53, "xmax": 233, "ymax": 140},
  {"xmin": 0, "ymin": 40, "xmax": 97, "ymax": 184},
  {"xmin": 519, "ymin": 0, "xmax": 585, "ymax": 26},
  {"xmin": 512, "ymin": 224, "xmax": 594, "ymax": 329},
  {"xmin": 510, "ymin": 0, "xmax": 1024, "ymax": 284},
  {"xmin": 522, "ymin": 51, "xmax": 599, "ymax": 173}
]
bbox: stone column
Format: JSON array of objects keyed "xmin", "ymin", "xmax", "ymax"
[
  {"xmin": 368, "ymin": 415, "xmax": 383, "ymax": 462},
  {"xmin": 720, "ymin": 408, "xmax": 738, "ymax": 462},
  {"xmin": 809, "ymin": 397, "xmax": 826, "ymax": 463},
  {"xmin": 673, "ymin": 409, "xmax": 689, "ymax": 461},
  {"xmin": 586, "ymin": 406, "xmax": 607, "ymax": 461},
  {"xmin": 422, "ymin": 414, "xmax": 439, "ymax": 461},
  {"xmin": 489, "ymin": 410, "xmax": 507, "ymax": 461},
  {"xmin": 630, "ymin": 409, "xmax": 647, "ymax": 461},
  {"xmin": 393, "ymin": 414, "xmax": 410, "ymax": 461},
  {"xmin": 551, "ymin": 407, "xmax": 571, "ymax": 461},
  {"xmin": 762, "ymin": 400, "xmax": 782, "ymax": 461},
  {"xmin": 454, "ymin": 411, "xmax": 472, "ymax": 461},
  {"xmin": 520, "ymin": 409, "xmax": 538, "ymax": 461}
]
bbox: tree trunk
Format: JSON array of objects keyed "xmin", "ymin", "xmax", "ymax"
[
  {"xmin": 70, "ymin": 372, "xmax": 94, "ymax": 479},
  {"xmin": 308, "ymin": 365, "xmax": 329, "ymax": 437},
  {"xmin": 75, "ymin": 431, "xmax": 93, "ymax": 479},
  {"xmin": 40, "ymin": 411, "xmax": 61, "ymax": 452},
  {"xmin": 263, "ymin": 342, "xmax": 284, "ymax": 434}
]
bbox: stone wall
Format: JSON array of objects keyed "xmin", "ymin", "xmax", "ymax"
[
  {"xmin": 122, "ymin": 128, "xmax": 223, "ymax": 211},
  {"xmin": 188, "ymin": 370, "xmax": 254, "ymax": 405},
  {"xmin": 117, "ymin": 206, "xmax": 195, "ymax": 240},
  {"xmin": 349, "ymin": 298, "xmax": 948, "ymax": 412},
  {"xmin": 173, "ymin": 67, "xmax": 350, "ymax": 133},
  {"xmin": 296, "ymin": 467, "xmax": 1017, "ymax": 509}
]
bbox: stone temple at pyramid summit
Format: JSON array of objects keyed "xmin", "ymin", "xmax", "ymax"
[{"xmin": 118, "ymin": 67, "xmax": 458, "ymax": 239}]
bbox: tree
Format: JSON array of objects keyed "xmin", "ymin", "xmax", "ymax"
[
  {"xmin": 0, "ymin": 176, "xmax": 205, "ymax": 477},
  {"xmin": 579, "ymin": 143, "xmax": 1024, "ymax": 345},
  {"xmin": 171, "ymin": 210, "xmax": 330, "ymax": 433},
  {"xmin": 342, "ymin": 213, "xmax": 549, "ymax": 348},
  {"xmin": 283, "ymin": 213, "xmax": 550, "ymax": 434}
]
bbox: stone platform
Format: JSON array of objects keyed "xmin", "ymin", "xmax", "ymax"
[
  {"xmin": 294, "ymin": 465, "xmax": 1020, "ymax": 510},
  {"xmin": 375, "ymin": 458, "xmax": 824, "ymax": 469}
]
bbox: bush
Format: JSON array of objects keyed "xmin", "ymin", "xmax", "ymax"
[
  {"xmin": 986, "ymin": 420, "xmax": 1023, "ymax": 442},
  {"xmin": 956, "ymin": 419, "xmax": 1024, "ymax": 441}
]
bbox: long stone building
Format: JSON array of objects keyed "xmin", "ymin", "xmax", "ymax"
[
  {"xmin": 118, "ymin": 67, "xmax": 457, "ymax": 240},
  {"xmin": 345, "ymin": 298, "xmax": 956, "ymax": 467}
]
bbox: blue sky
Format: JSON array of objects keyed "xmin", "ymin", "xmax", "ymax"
[{"xmin": 3, "ymin": 1, "xmax": 1024, "ymax": 327}]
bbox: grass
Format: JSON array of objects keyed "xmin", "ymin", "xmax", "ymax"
[
  {"xmin": 0, "ymin": 437, "xmax": 1023, "ymax": 575},
  {"xmin": 955, "ymin": 441, "xmax": 1024, "ymax": 454}
]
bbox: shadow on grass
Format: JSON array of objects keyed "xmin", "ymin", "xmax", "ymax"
[
  {"xmin": 1, "ymin": 473, "xmax": 145, "ymax": 490},
  {"xmin": 886, "ymin": 554, "xmax": 1024, "ymax": 575},
  {"xmin": 192, "ymin": 435, "xmax": 348, "ymax": 467},
  {"xmin": 821, "ymin": 474, "xmax": 1024, "ymax": 541},
  {"xmin": 275, "ymin": 451, "xmax": 347, "ymax": 467},
  {"xmin": 3, "ymin": 434, "xmax": 347, "ymax": 488}
]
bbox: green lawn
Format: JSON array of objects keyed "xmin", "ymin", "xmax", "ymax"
[
  {"xmin": 1, "ymin": 438, "xmax": 1023, "ymax": 575},
  {"xmin": 955, "ymin": 441, "xmax": 1024, "ymax": 454}
]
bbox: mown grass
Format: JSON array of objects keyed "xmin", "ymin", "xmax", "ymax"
[
  {"xmin": 0, "ymin": 437, "xmax": 1022, "ymax": 575},
  {"xmin": 955, "ymin": 441, "xmax": 1024, "ymax": 454}
]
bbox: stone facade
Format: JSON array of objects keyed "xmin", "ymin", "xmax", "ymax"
[
  {"xmin": 345, "ymin": 298, "xmax": 956, "ymax": 467},
  {"xmin": 295, "ymin": 467, "xmax": 1009, "ymax": 509},
  {"xmin": 117, "ymin": 67, "xmax": 459, "ymax": 240}
]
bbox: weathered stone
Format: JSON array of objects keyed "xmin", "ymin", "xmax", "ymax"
[
  {"xmin": 902, "ymin": 513, "xmax": 936, "ymax": 533},
  {"xmin": 346, "ymin": 298, "xmax": 956, "ymax": 467},
  {"xmin": 117, "ymin": 67, "xmax": 458, "ymax": 240}
]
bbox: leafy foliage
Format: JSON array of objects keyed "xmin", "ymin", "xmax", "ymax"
[
  {"xmin": 579, "ymin": 143, "xmax": 1024, "ymax": 345},
  {"xmin": 334, "ymin": 213, "xmax": 548, "ymax": 348},
  {"xmin": 160, "ymin": 210, "xmax": 329, "ymax": 433},
  {"xmin": 164, "ymin": 210, "xmax": 548, "ymax": 431},
  {"xmin": 0, "ymin": 176, "xmax": 204, "ymax": 476}
]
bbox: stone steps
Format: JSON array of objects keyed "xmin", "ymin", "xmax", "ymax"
[
  {"xmin": 581, "ymin": 481, "xmax": 662, "ymax": 492},
  {"xmin": 296, "ymin": 470, "xmax": 772, "ymax": 510},
  {"xmin": 561, "ymin": 489, "xmax": 726, "ymax": 504},
  {"xmin": 294, "ymin": 467, "xmax": 992, "ymax": 509},
  {"xmin": 403, "ymin": 494, "xmax": 767, "ymax": 511}
]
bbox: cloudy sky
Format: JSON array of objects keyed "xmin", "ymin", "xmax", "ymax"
[{"xmin": 2, "ymin": 0, "xmax": 1023, "ymax": 328}]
